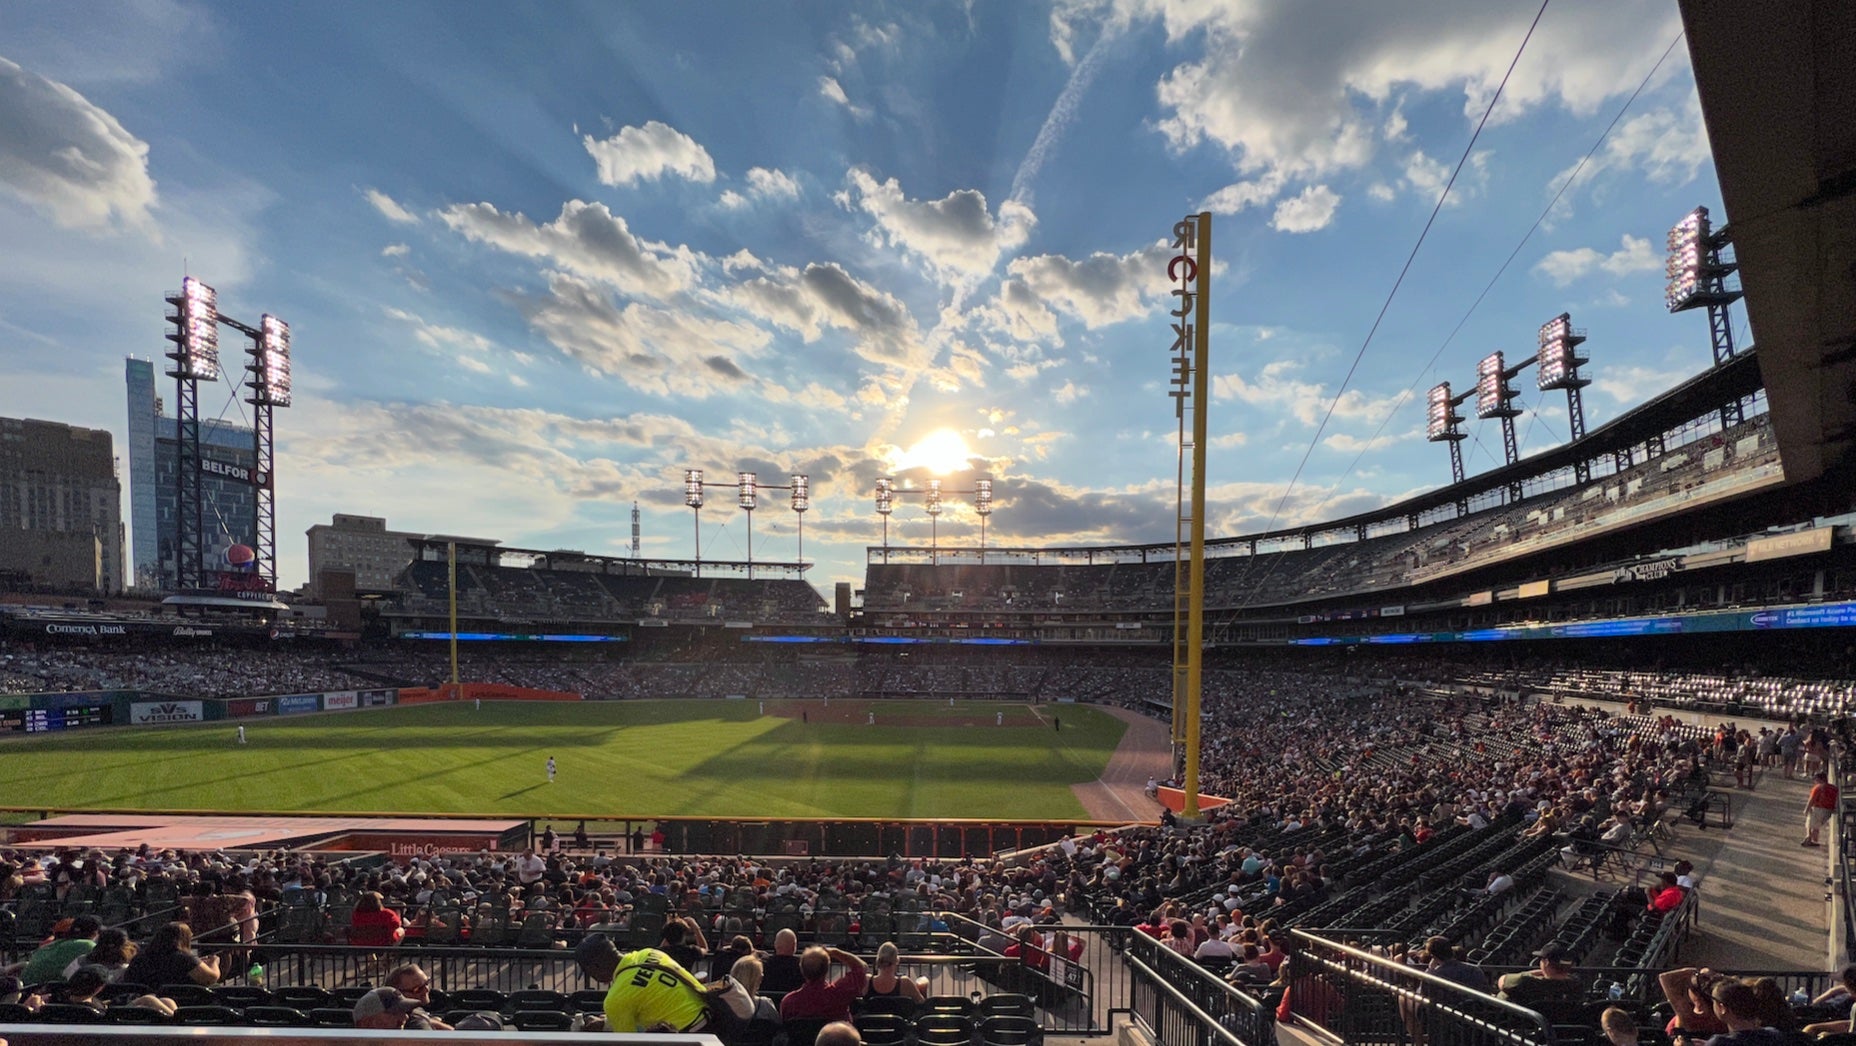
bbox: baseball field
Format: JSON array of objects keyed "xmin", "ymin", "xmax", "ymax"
[{"xmin": 0, "ymin": 699, "xmax": 1128, "ymax": 820}]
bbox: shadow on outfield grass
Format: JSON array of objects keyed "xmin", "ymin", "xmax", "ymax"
[{"xmin": 498, "ymin": 783, "xmax": 550, "ymax": 802}]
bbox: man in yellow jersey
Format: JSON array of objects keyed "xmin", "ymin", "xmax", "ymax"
[{"xmin": 574, "ymin": 934, "xmax": 707, "ymax": 1033}]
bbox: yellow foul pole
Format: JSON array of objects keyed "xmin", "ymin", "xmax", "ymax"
[
  {"xmin": 447, "ymin": 541, "xmax": 459, "ymax": 697},
  {"xmin": 1183, "ymin": 212, "xmax": 1211, "ymax": 819}
]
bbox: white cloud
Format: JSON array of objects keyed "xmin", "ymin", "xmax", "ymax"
[
  {"xmin": 381, "ymin": 242, "xmax": 410, "ymax": 258},
  {"xmin": 839, "ymin": 169, "xmax": 1035, "ymax": 286},
  {"xmin": 1212, "ymin": 358, "xmax": 1400, "ymax": 427},
  {"xmin": 0, "ymin": 56, "xmax": 156, "ymax": 231},
  {"xmin": 582, "ymin": 120, "xmax": 716, "ymax": 186},
  {"xmin": 1200, "ymin": 171, "xmax": 1286, "ymax": 215},
  {"xmin": 1052, "ymin": 380, "xmax": 1084, "ymax": 405},
  {"xmin": 518, "ymin": 274, "xmax": 771, "ymax": 396},
  {"xmin": 727, "ymin": 261, "xmax": 927, "ymax": 369},
  {"xmin": 819, "ymin": 76, "xmax": 851, "ymax": 106},
  {"xmin": 1000, "ymin": 242, "xmax": 1173, "ymax": 330},
  {"xmin": 720, "ymin": 167, "xmax": 802, "ymax": 210},
  {"xmin": 1534, "ymin": 233, "xmax": 1659, "ymax": 286},
  {"xmin": 1102, "ymin": 2, "xmax": 1680, "ymax": 189},
  {"xmin": 746, "ymin": 167, "xmax": 800, "ymax": 200},
  {"xmin": 364, "ymin": 188, "xmax": 419, "ymax": 224},
  {"xmin": 437, "ymin": 199, "xmax": 698, "ymax": 300},
  {"xmin": 1551, "ymin": 93, "xmax": 1711, "ymax": 207},
  {"xmin": 1270, "ymin": 185, "xmax": 1341, "ymax": 233}
]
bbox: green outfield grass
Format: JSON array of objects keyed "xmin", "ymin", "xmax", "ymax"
[{"xmin": 0, "ymin": 700, "xmax": 1125, "ymax": 820}]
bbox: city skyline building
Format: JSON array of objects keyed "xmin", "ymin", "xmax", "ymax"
[
  {"xmin": 125, "ymin": 357, "xmax": 259, "ymax": 591},
  {"xmin": 0, "ymin": 416, "xmax": 123, "ymax": 592}
]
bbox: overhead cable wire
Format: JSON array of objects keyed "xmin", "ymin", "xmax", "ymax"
[
  {"xmin": 1255, "ymin": 0, "xmax": 1553, "ymax": 541},
  {"xmin": 1286, "ymin": 25, "xmax": 1688, "ymax": 530}
]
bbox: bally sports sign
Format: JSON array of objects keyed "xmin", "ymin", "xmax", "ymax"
[{"xmin": 130, "ymin": 700, "xmax": 204, "ymax": 724}]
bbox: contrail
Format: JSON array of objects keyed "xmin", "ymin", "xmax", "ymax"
[{"xmin": 1009, "ymin": 28, "xmax": 1113, "ymax": 209}]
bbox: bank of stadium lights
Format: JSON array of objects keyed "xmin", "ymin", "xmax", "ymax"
[
  {"xmin": 162, "ymin": 276, "xmax": 291, "ymax": 592},
  {"xmin": 873, "ymin": 476, "xmax": 995, "ymax": 563},
  {"xmin": 1475, "ymin": 351, "xmax": 1526, "ymax": 503},
  {"xmin": 1425, "ymin": 382, "xmax": 1470, "ymax": 493},
  {"xmin": 679, "ymin": 469, "xmax": 809, "ymax": 579},
  {"xmin": 684, "ymin": 469, "xmax": 705, "ymax": 575},
  {"xmin": 1536, "ymin": 314, "xmax": 1593, "ymax": 482},
  {"xmin": 251, "ymin": 315, "xmax": 292, "ymax": 408},
  {"xmin": 1665, "ymin": 205, "xmax": 1746, "ymax": 426}
]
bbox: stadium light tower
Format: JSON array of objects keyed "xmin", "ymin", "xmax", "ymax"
[
  {"xmin": 1535, "ymin": 312, "xmax": 1592, "ymax": 483},
  {"xmin": 684, "ymin": 469, "xmax": 704, "ymax": 577},
  {"xmin": 1665, "ymin": 205, "xmax": 1746, "ymax": 426},
  {"xmin": 737, "ymin": 471, "xmax": 758, "ymax": 579},
  {"xmin": 1426, "ymin": 382, "xmax": 1472, "ymax": 517},
  {"xmin": 242, "ymin": 313, "xmax": 292, "ymax": 589},
  {"xmin": 163, "ymin": 277, "xmax": 219, "ymax": 591},
  {"xmin": 790, "ymin": 474, "xmax": 810, "ymax": 564},
  {"xmin": 874, "ymin": 478, "xmax": 894, "ymax": 549},
  {"xmin": 875, "ymin": 475, "xmax": 996, "ymax": 564},
  {"xmin": 1475, "ymin": 351, "xmax": 1526, "ymax": 503},
  {"xmin": 925, "ymin": 479, "xmax": 942, "ymax": 562}
]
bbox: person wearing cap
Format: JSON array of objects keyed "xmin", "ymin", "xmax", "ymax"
[
  {"xmin": 353, "ymin": 986, "xmax": 429, "ymax": 1030},
  {"xmin": 11, "ymin": 914, "xmax": 100, "ymax": 983},
  {"xmin": 1498, "ymin": 943, "xmax": 1582, "ymax": 1012},
  {"xmin": 574, "ymin": 935, "xmax": 708, "ymax": 1034}
]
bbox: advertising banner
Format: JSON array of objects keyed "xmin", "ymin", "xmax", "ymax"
[
  {"xmin": 130, "ymin": 700, "xmax": 204, "ymax": 725},
  {"xmin": 359, "ymin": 689, "xmax": 395, "ymax": 707},
  {"xmin": 225, "ymin": 698, "xmax": 274, "ymax": 718},
  {"xmin": 277, "ymin": 695, "xmax": 321, "ymax": 715},
  {"xmin": 322, "ymin": 692, "xmax": 359, "ymax": 711}
]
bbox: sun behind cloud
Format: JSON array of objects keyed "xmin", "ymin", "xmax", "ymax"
[{"xmin": 893, "ymin": 428, "xmax": 973, "ymax": 475}]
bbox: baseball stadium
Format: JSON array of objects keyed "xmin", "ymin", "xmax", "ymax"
[{"xmin": 0, "ymin": 5, "xmax": 1854, "ymax": 1046}]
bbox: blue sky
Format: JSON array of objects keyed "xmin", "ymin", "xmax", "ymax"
[{"xmin": 0, "ymin": 1, "xmax": 1723, "ymax": 595}]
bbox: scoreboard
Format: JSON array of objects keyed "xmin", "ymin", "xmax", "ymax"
[{"xmin": 0, "ymin": 704, "xmax": 112, "ymax": 733}]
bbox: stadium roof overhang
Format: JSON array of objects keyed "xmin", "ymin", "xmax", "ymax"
[{"xmin": 1681, "ymin": 0, "xmax": 1856, "ymax": 486}]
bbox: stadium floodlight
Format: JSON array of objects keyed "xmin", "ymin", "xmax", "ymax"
[
  {"xmin": 925, "ymin": 478, "xmax": 942, "ymax": 516},
  {"xmin": 1475, "ymin": 352, "xmax": 1509, "ymax": 419},
  {"xmin": 790, "ymin": 474, "xmax": 809, "ymax": 513},
  {"xmin": 165, "ymin": 276, "xmax": 222, "ymax": 380},
  {"xmin": 1426, "ymin": 383, "xmax": 1457, "ymax": 442},
  {"xmin": 875, "ymin": 477, "xmax": 894, "ymax": 515},
  {"xmin": 251, "ymin": 313, "xmax": 292, "ymax": 406},
  {"xmin": 737, "ymin": 471, "xmax": 758, "ymax": 511},
  {"xmin": 974, "ymin": 479, "xmax": 993, "ymax": 516},
  {"xmin": 684, "ymin": 469, "xmax": 705, "ymax": 509},
  {"xmin": 1665, "ymin": 207, "xmax": 1708, "ymax": 312},
  {"xmin": 1535, "ymin": 312, "xmax": 1589, "ymax": 392}
]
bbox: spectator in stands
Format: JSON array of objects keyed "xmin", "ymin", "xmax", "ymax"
[
  {"xmin": 348, "ymin": 891, "xmax": 405, "ymax": 946},
  {"xmin": 659, "ymin": 916, "xmax": 708, "ymax": 974},
  {"xmin": 762, "ymin": 928, "xmax": 805, "ymax": 993},
  {"xmin": 122, "ymin": 921, "xmax": 220, "ymax": 987},
  {"xmin": 1420, "ymin": 937, "xmax": 1489, "ymax": 993},
  {"xmin": 1647, "ymin": 872, "xmax": 1688, "ymax": 913},
  {"xmin": 380, "ymin": 963, "xmax": 454, "ymax": 1031},
  {"xmin": 9, "ymin": 913, "xmax": 99, "ymax": 983},
  {"xmin": 573, "ymin": 934, "xmax": 707, "ymax": 1034},
  {"xmin": 1691, "ymin": 980, "xmax": 1787, "ymax": 1046},
  {"xmin": 353, "ymin": 986, "xmax": 427, "ymax": 1030},
  {"xmin": 1805, "ymin": 772, "xmax": 1839, "ymax": 847},
  {"xmin": 817, "ymin": 1022, "xmax": 864, "ymax": 1046},
  {"xmin": 865, "ymin": 941, "xmax": 927, "ymax": 1003},
  {"xmin": 729, "ymin": 955, "xmax": 783, "ymax": 1026},
  {"xmin": 1659, "ymin": 968, "xmax": 1728, "ymax": 1041},
  {"xmin": 1496, "ymin": 943, "xmax": 1581, "ymax": 1013},
  {"xmin": 779, "ymin": 946, "xmax": 868, "ymax": 1023},
  {"xmin": 45, "ymin": 967, "xmax": 107, "ymax": 1013},
  {"xmin": 67, "ymin": 927, "xmax": 134, "ymax": 982},
  {"xmin": 1602, "ymin": 1007, "xmax": 1639, "ymax": 1046}
]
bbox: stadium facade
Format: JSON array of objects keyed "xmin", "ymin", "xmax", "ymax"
[
  {"xmin": 0, "ymin": 415, "xmax": 123, "ymax": 593},
  {"xmin": 125, "ymin": 356, "xmax": 259, "ymax": 591}
]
